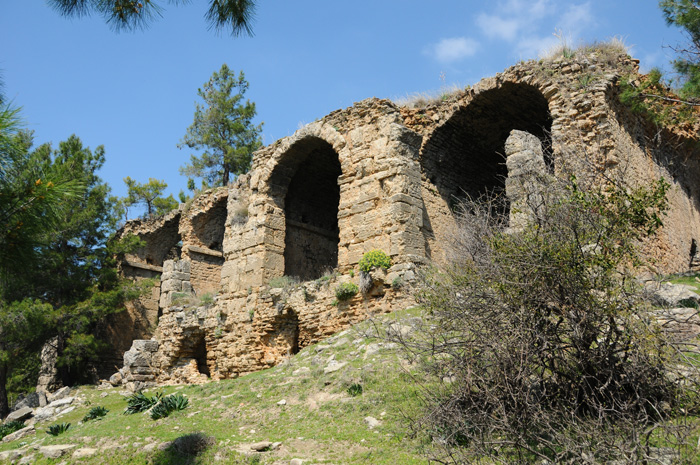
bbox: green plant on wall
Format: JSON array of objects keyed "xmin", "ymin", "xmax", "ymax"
[
  {"xmin": 335, "ymin": 282, "xmax": 359, "ymax": 302},
  {"xmin": 358, "ymin": 250, "xmax": 391, "ymax": 273}
]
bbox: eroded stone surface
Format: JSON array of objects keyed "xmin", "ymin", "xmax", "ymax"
[{"xmin": 108, "ymin": 51, "xmax": 700, "ymax": 387}]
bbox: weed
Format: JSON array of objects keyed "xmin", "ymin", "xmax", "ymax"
[
  {"xmin": 358, "ymin": 250, "xmax": 392, "ymax": 273},
  {"xmin": 268, "ymin": 275, "xmax": 299, "ymax": 289},
  {"xmin": 391, "ymin": 276, "xmax": 403, "ymax": 289},
  {"xmin": 335, "ymin": 282, "xmax": 359, "ymax": 301},
  {"xmin": 46, "ymin": 422, "xmax": 70, "ymax": 436},
  {"xmin": 82, "ymin": 406, "xmax": 109, "ymax": 422},
  {"xmin": 199, "ymin": 292, "xmax": 215, "ymax": 307},
  {"xmin": 248, "ymin": 309, "xmax": 255, "ymax": 322},
  {"xmin": 347, "ymin": 383, "xmax": 363, "ymax": 397},
  {"xmin": 348, "ymin": 270, "xmax": 355, "ymax": 278}
]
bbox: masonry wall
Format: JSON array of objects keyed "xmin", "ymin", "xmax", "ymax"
[{"xmin": 113, "ymin": 50, "xmax": 700, "ymax": 386}]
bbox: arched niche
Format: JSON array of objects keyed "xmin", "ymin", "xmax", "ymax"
[
  {"xmin": 191, "ymin": 195, "xmax": 228, "ymax": 252},
  {"xmin": 269, "ymin": 136, "xmax": 342, "ymax": 281},
  {"xmin": 421, "ymin": 82, "xmax": 553, "ymax": 207}
]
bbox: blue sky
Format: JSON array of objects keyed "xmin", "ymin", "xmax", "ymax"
[{"xmin": 0, "ymin": 1, "xmax": 688, "ymax": 212}]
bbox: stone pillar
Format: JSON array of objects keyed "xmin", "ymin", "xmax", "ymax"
[
  {"xmin": 159, "ymin": 259, "xmax": 193, "ymax": 310},
  {"xmin": 122, "ymin": 340, "xmax": 159, "ymax": 391},
  {"xmin": 505, "ymin": 130, "xmax": 551, "ymax": 231}
]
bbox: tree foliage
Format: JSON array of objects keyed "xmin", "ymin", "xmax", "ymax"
[
  {"xmin": 123, "ymin": 176, "xmax": 178, "ymax": 218},
  {"xmin": 179, "ymin": 64, "xmax": 262, "ymax": 187},
  {"xmin": 660, "ymin": 0, "xmax": 700, "ymax": 99},
  {"xmin": 46, "ymin": 0, "xmax": 257, "ymax": 35},
  {"xmin": 396, "ymin": 172, "xmax": 700, "ymax": 463}
]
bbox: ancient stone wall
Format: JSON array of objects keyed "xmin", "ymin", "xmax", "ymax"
[{"xmin": 111, "ymin": 50, "xmax": 700, "ymax": 387}]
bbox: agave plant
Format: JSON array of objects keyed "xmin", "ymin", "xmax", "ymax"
[
  {"xmin": 0, "ymin": 420, "xmax": 25, "ymax": 440},
  {"xmin": 149, "ymin": 393, "xmax": 190, "ymax": 420},
  {"xmin": 82, "ymin": 406, "xmax": 109, "ymax": 422},
  {"xmin": 124, "ymin": 391, "xmax": 163, "ymax": 415},
  {"xmin": 46, "ymin": 422, "xmax": 70, "ymax": 436}
]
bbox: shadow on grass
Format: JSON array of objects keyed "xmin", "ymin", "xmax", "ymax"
[{"xmin": 151, "ymin": 432, "xmax": 215, "ymax": 465}]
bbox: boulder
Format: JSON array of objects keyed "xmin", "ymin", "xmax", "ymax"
[
  {"xmin": 5, "ymin": 407, "xmax": 33, "ymax": 423},
  {"xmin": 649, "ymin": 282, "xmax": 700, "ymax": 308},
  {"xmin": 39, "ymin": 444, "xmax": 75, "ymax": 459},
  {"xmin": 250, "ymin": 441, "xmax": 272, "ymax": 451},
  {"xmin": 2, "ymin": 425, "xmax": 35, "ymax": 443},
  {"xmin": 109, "ymin": 371, "xmax": 123, "ymax": 386},
  {"xmin": 46, "ymin": 386, "xmax": 71, "ymax": 403}
]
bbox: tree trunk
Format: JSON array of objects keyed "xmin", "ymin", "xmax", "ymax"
[
  {"xmin": 0, "ymin": 360, "xmax": 9, "ymax": 419},
  {"xmin": 223, "ymin": 164, "xmax": 230, "ymax": 186}
]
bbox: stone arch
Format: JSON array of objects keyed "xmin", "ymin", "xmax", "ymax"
[
  {"xmin": 191, "ymin": 195, "xmax": 228, "ymax": 252},
  {"xmin": 269, "ymin": 135, "xmax": 343, "ymax": 280},
  {"xmin": 421, "ymin": 81, "xmax": 553, "ymax": 207}
]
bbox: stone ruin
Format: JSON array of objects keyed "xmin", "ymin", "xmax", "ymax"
[{"xmin": 105, "ymin": 51, "xmax": 700, "ymax": 389}]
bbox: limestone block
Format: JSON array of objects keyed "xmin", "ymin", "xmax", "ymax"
[
  {"xmin": 6, "ymin": 407, "xmax": 33, "ymax": 422},
  {"xmin": 124, "ymin": 349, "xmax": 151, "ymax": 368},
  {"xmin": 132, "ymin": 340, "xmax": 159, "ymax": 352}
]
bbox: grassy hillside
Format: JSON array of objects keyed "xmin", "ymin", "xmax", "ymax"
[{"xmin": 0, "ymin": 307, "xmax": 430, "ymax": 465}]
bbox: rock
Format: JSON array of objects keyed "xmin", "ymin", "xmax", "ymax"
[
  {"xmin": 18, "ymin": 454, "xmax": 35, "ymax": 464},
  {"xmin": 276, "ymin": 399, "xmax": 287, "ymax": 406},
  {"xmin": 270, "ymin": 442, "xmax": 282, "ymax": 450},
  {"xmin": 142, "ymin": 443, "xmax": 159, "ymax": 453},
  {"xmin": 292, "ymin": 367, "xmax": 310, "ymax": 376},
  {"xmin": 13, "ymin": 392, "xmax": 42, "ymax": 410},
  {"xmin": 5, "ymin": 407, "xmax": 33, "ymax": 422},
  {"xmin": 0, "ymin": 450, "xmax": 21, "ymax": 461},
  {"xmin": 109, "ymin": 372, "xmax": 123, "ymax": 386},
  {"xmin": 48, "ymin": 396, "xmax": 74, "ymax": 408},
  {"xmin": 649, "ymin": 283, "xmax": 700, "ymax": 308},
  {"xmin": 36, "ymin": 336, "xmax": 61, "ymax": 394},
  {"xmin": 250, "ymin": 441, "xmax": 273, "ymax": 451},
  {"xmin": 39, "ymin": 444, "xmax": 76, "ymax": 459},
  {"xmin": 32, "ymin": 406, "xmax": 56, "ymax": 422},
  {"xmin": 72, "ymin": 448, "xmax": 98, "ymax": 459},
  {"xmin": 364, "ymin": 416, "xmax": 381, "ymax": 429},
  {"xmin": 132, "ymin": 340, "xmax": 159, "ymax": 352},
  {"xmin": 323, "ymin": 361, "xmax": 347, "ymax": 374},
  {"xmin": 290, "ymin": 459, "xmax": 304, "ymax": 465},
  {"xmin": 47, "ymin": 386, "xmax": 71, "ymax": 403}
]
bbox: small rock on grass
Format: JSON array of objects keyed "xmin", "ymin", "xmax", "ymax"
[
  {"xmin": 364, "ymin": 416, "xmax": 381, "ymax": 429},
  {"xmin": 72, "ymin": 448, "xmax": 98, "ymax": 459},
  {"xmin": 290, "ymin": 459, "xmax": 304, "ymax": 465},
  {"xmin": 277, "ymin": 399, "xmax": 287, "ymax": 406},
  {"xmin": 250, "ymin": 441, "xmax": 272, "ymax": 451},
  {"xmin": 39, "ymin": 444, "xmax": 75, "ymax": 459}
]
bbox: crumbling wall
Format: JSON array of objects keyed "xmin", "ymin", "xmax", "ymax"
[{"xmin": 111, "ymin": 50, "xmax": 700, "ymax": 387}]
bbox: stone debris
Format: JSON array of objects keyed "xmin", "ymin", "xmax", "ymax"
[
  {"xmin": 250, "ymin": 441, "xmax": 273, "ymax": 451},
  {"xmin": 5, "ymin": 407, "xmax": 33, "ymax": 423},
  {"xmin": 364, "ymin": 416, "xmax": 381, "ymax": 429},
  {"xmin": 72, "ymin": 448, "xmax": 99, "ymax": 459},
  {"xmin": 648, "ymin": 282, "xmax": 700, "ymax": 308},
  {"xmin": 290, "ymin": 459, "xmax": 304, "ymax": 465},
  {"xmin": 39, "ymin": 444, "xmax": 76, "ymax": 459},
  {"xmin": 323, "ymin": 360, "xmax": 347, "ymax": 374},
  {"xmin": 2, "ymin": 426, "xmax": 35, "ymax": 443},
  {"xmin": 276, "ymin": 399, "xmax": 287, "ymax": 406}
]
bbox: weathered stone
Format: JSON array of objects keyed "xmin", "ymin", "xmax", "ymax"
[
  {"xmin": 250, "ymin": 441, "xmax": 273, "ymax": 451},
  {"xmin": 132, "ymin": 340, "xmax": 159, "ymax": 352},
  {"xmin": 39, "ymin": 444, "xmax": 76, "ymax": 459},
  {"xmin": 72, "ymin": 447, "xmax": 99, "ymax": 459},
  {"xmin": 46, "ymin": 386, "xmax": 71, "ymax": 403},
  {"xmin": 5, "ymin": 407, "xmax": 33, "ymax": 422},
  {"xmin": 648, "ymin": 282, "xmax": 700, "ymax": 308},
  {"xmin": 364, "ymin": 416, "xmax": 381, "ymax": 429},
  {"xmin": 2, "ymin": 425, "xmax": 35, "ymax": 443},
  {"xmin": 109, "ymin": 371, "xmax": 123, "ymax": 386},
  {"xmin": 109, "ymin": 52, "xmax": 700, "ymax": 389},
  {"xmin": 0, "ymin": 450, "xmax": 21, "ymax": 461}
]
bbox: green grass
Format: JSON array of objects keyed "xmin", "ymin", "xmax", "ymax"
[
  {"xmin": 667, "ymin": 273, "xmax": 700, "ymax": 293},
  {"xmin": 0, "ymin": 309, "xmax": 429, "ymax": 464}
]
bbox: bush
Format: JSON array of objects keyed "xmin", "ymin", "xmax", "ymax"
[
  {"xmin": 358, "ymin": 250, "xmax": 391, "ymax": 273},
  {"xmin": 150, "ymin": 393, "xmax": 189, "ymax": 420},
  {"xmin": 347, "ymin": 383, "xmax": 363, "ymax": 397},
  {"xmin": 335, "ymin": 282, "xmax": 359, "ymax": 301},
  {"xmin": 46, "ymin": 422, "xmax": 70, "ymax": 436},
  {"xmin": 124, "ymin": 391, "xmax": 163, "ymax": 415},
  {"xmin": 397, "ymin": 174, "xmax": 700, "ymax": 463},
  {"xmin": 0, "ymin": 420, "xmax": 25, "ymax": 439},
  {"xmin": 82, "ymin": 406, "xmax": 109, "ymax": 422}
]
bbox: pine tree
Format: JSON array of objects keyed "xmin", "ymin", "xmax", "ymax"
[{"xmin": 179, "ymin": 64, "xmax": 263, "ymax": 187}]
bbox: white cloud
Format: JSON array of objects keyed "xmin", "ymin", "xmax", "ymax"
[
  {"xmin": 556, "ymin": 2, "xmax": 594, "ymax": 37},
  {"xmin": 431, "ymin": 37, "xmax": 480, "ymax": 63},
  {"xmin": 477, "ymin": 14, "xmax": 519, "ymax": 41}
]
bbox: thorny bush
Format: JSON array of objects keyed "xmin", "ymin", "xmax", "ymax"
[{"xmin": 397, "ymin": 173, "xmax": 700, "ymax": 464}]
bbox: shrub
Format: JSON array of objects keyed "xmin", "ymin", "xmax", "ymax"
[
  {"xmin": 82, "ymin": 406, "xmax": 109, "ymax": 422},
  {"xmin": 150, "ymin": 393, "xmax": 189, "ymax": 420},
  {"xmin": 124, "ymin": 391, "xmax": 163, "ymax": 415},
  {"xmin": 358, "ymin": 250, "xmax": 391, "ymax": 273},
  {"xmin": 168, "ymin": 432, "xmax": 215, "ymax": 456},
  {"xmin": 46, "ymin": 422, "xmax": 70, "ymax": 436},
  {"xmin": 268, "ymin": 275, "xmax": 299, "ymax": 289},
  {"xmin": 347, "ymin": 383, "xmax": 363, "ymax": 397},
  {"xmin": 395, "ymin": 174, "xmax": 700, "ymax": 463},
  {"xmin": 335, "ymin": 282, "xmax": 359, "ymax": 302},
  {"xmin": 0, "ymin": 420, "xmax": 25, "ymax": 439}
]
